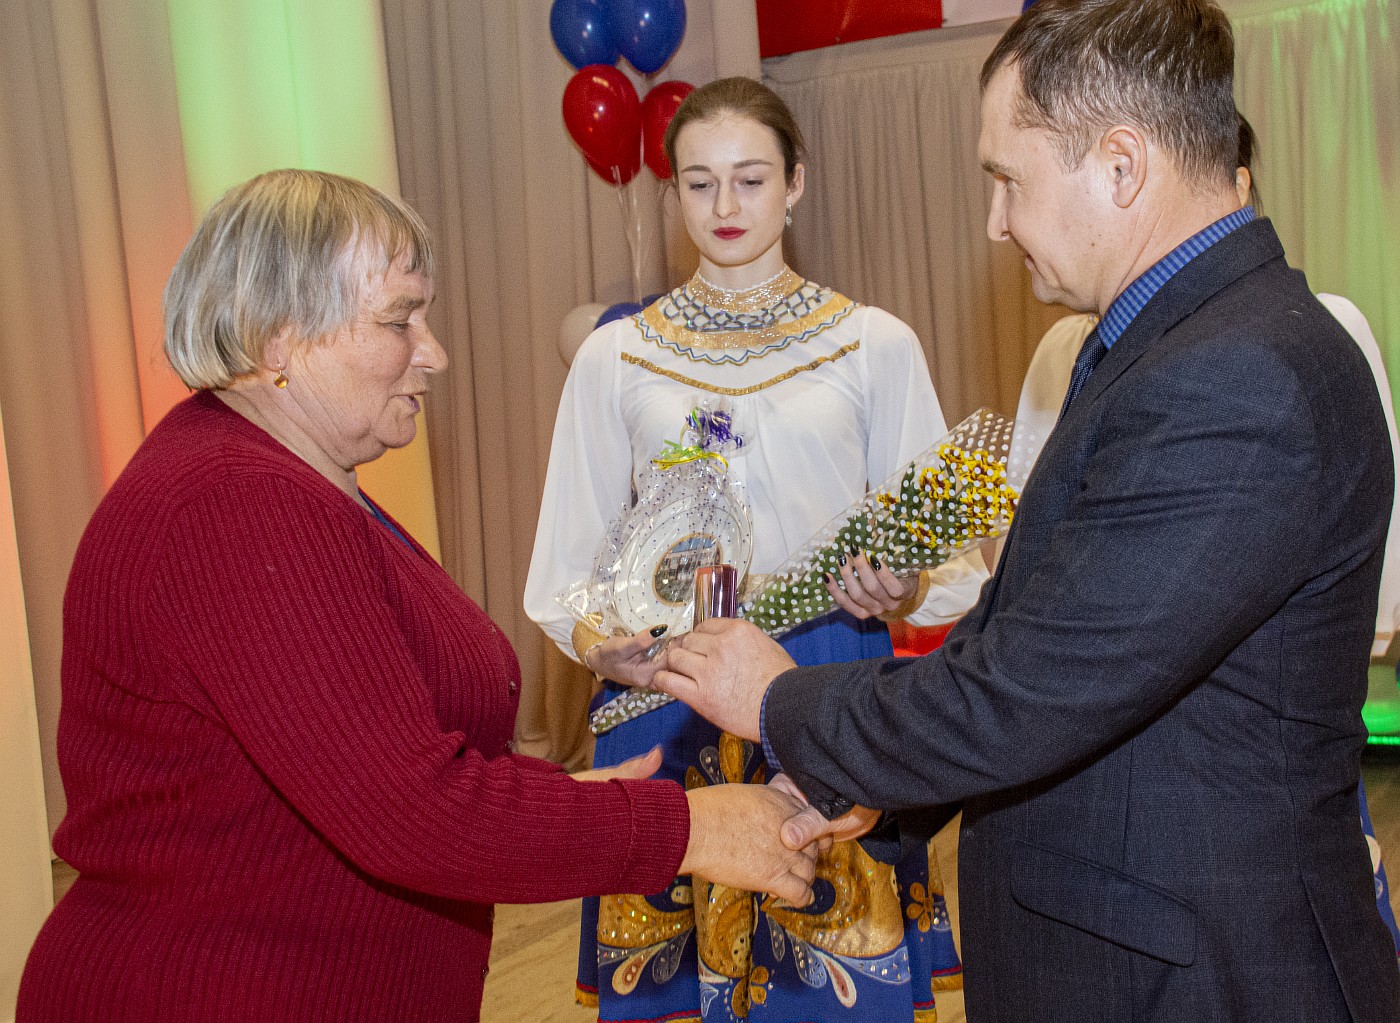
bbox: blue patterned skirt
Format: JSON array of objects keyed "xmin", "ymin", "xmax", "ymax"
[{"xmin": 578, "ymin": 611, "xmax": 961, "ymax": 1022}]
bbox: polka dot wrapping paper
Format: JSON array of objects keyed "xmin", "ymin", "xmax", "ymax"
[{"xmin": 741, "ymin": 409, "xmax": 1032, "ymax": 637}]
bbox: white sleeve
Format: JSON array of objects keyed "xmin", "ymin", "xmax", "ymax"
[
  {"xmin": 861, "ymin": 307, "xmax": 989, "ymax": 625},
  {"xmin": 1318, "ymin": 294, "xmax": 1400, "ymax": 654},
  {"xmin": 524, "ymin": 326, "xmax": 636, "ymax": 659}
]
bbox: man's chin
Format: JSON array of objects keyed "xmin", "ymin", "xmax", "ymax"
[
  {"xmin": 1028, "ymin": 278, "xmax": 1061, "ymax": 306},
  {"xmin": 1029, "ymin": 278, "xmax": 1091, "ymax": 312}
]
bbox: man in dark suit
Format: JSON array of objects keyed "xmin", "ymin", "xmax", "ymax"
[{"xmin": 654, "ymin": 1, "xmax": 1400, "ymax": 1019}]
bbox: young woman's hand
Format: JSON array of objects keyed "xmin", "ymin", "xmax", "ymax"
[
  {"xmin": 583, "ymin": 627, "xmax": 671, "ymax": 686},
  {"xmin": 824, "ymin": 550, "xmax": 917, "ymax": 619}
]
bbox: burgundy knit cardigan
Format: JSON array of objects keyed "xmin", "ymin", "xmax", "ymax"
[{"xmin": 18, "ymin": 391, "xmax": 688, "ymax": 1022}]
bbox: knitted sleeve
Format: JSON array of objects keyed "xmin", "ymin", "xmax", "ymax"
[{"xmin": 143, "ymin": 469, "xmax": 688, "ymax": 904}]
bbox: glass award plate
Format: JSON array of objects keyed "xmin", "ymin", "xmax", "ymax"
[{"xmin": 610, "ymin": 494, "xmax": 752, "ymax": 634}]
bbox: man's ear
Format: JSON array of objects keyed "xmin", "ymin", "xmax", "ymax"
[{"xmin": 1100, "ymin": 125, "xmax": 1147, "ymax": 209}]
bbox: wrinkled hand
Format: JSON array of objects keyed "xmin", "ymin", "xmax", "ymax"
[
  {"xmin": 586, "ymin": 629, "xmax": 670, "ymax": 687},
  {"xmin": 571, "ymin": 746, "xmax": 663, "ymax": 783},
  {"xmin": 652, "ymin": 619, "xmax": 794, "ymax": 741},
  {"xmin": 826, "ymin": 551, "xmax": 917, "ymax": 619},
  {"xmin": 681, "ymin": 783, "xmax": 820, "ymax": 907},
  {"xmin": 769, "ymin": 772, "xmax": 881, "ymax": 850}
]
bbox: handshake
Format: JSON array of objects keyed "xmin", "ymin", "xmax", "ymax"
[
  {"xmin": 681, "ymin": 770, "xmax": 883, "ymax": 906},
  {"xmin": 580, "ymin": 746, "xmax": 880, "ymax": 907},
  {"xmin": 579, "ymin": 616, "xmax": 882, "ymax": 906}
]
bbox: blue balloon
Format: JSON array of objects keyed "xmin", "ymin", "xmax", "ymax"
[
  {"xmin": 608, "ymin": 0, "xmax": 686, "ymax": 76},
  {"xmin": 597, "ymin": 301, "xmax": 644, "ymax": 326},
  {"xmin": 550, "ymin": 0, "xmax": 619, "ymax": 70}
]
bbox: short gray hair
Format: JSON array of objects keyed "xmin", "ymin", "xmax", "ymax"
[
  {"xmin": 981, "ymin": 0, "xmax": 1238, "ymax": 190},
  {"xmin": 164, "ymin": 169, "xmax": 434, "ymax": 390}
]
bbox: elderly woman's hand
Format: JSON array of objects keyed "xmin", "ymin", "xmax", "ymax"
[
  {"xmin": 583, "ymin": 629, "xmax": 671, "ymax": 687},
  {"xmin": 571, "ymin": 746, "xmax": 663, "ymax": 783},
  {"xmin": 681, "ymin": 783, "xmax": 820, "ymax": 907}
]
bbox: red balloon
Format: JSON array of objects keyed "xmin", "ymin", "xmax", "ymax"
[
  {"xmin": 562, "ymin": 64, "xmax": 642, "ymax": 186},
  {"xmin": 640, "ymin": 80, "xmax": 694, "ymax": 178}
]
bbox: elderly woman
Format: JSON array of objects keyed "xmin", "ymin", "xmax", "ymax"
[{"xmin": 16, "ymin": 169, "xmax": 817, "ymax": 1023}]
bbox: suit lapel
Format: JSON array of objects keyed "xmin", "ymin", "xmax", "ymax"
[{"xmin": 1069, "ymin": 218, "xmax": 1287, "ymax": 415}]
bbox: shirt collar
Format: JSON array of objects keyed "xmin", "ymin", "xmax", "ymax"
[{"xmin": 1097, "ymin": 206, "xmax": 1257, "ymax": 349}]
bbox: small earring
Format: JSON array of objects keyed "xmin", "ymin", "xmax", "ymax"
[
  {"xmin": 272, "ymin": 368, "xmax": 288, "ymax": 389},
  {"xmin": 785, "ymin": 204, "xmax": 793, "ymax": 227}
]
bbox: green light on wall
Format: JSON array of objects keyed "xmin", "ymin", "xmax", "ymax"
[
  {"xmin": 165, "ymin": 0, "xmax": 399, "ymax": 212},
  {"xmin": 163, "ymin": 0, "xmax": 440, "ymax": 559}
]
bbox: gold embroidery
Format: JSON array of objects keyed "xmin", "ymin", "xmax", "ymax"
[
  {"xmin": 695, "ymin": 881, "xmax": 755, "ymax": 981},
  {"xmin": 621, "ymin": 341, "xmax": 862, "ymax": 396},
  {"xmin": 640, "ymin": 289, "xmax": 856, "ymax": 353},
  {"xmin": 687, "ymin": 267, "xmax": 802, "ymax": 313},
  {"xmin": 690, "ymin": 733, "xmax": 767, "ymax": 1018},
  {"xmin": 596, "ymin": 893, "xmax": 692, "ymax": 950},
  {"xmin": 596, "ymin": 729, "xmax": 943, "ymax": 1012},
  {"xmin": 762, "ymin": 841, "xmax": 906, "ymax": 959}
]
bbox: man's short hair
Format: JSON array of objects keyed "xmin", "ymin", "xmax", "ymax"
[{"xmin": 981, "ymin": 0, "xmax": 1238, "ymax": 190}]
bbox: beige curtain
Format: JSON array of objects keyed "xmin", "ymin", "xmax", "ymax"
[
  {"xmin": 379, "ymin": 0, "xmax": 761, "ymax": 769},
  {"xmin": 763, "ymin": 19, "xmax": 1070, "ymax": 424},
  {"xmin": 1, "ymin": 0, "xmax": 194, "ymax": 835}
]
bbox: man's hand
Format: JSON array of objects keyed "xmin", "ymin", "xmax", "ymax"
[
  {"xmin": 652, "ymin": 619, "xmax": 795, "ymax": 741},
  {"xmin": 769, "ymin": 772, "xmax": 881, "ymax": 849},
  {"xmin": 826, "ymin": 550, "xmax": 918, "ymax": 619},
  {"xmin": 680, "ymin": 784, "xmax": 820, "ymax": 906}
]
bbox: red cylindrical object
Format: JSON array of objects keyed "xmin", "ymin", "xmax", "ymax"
[{"xmin": 693, "ymin": 564, "xmax": 738, "ymax": 625}]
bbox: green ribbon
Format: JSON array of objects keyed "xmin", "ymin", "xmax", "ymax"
[{"xmin": 650, "ymin": 440, "xmax": 729, "ymax": 470}]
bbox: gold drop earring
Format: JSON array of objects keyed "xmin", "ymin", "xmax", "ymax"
[{"xmin": 272, "ymin": 366, "xmax": 289, "ymax": 388}]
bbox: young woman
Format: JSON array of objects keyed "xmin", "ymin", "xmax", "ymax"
[{"xmin": 526, "ymin": 78, "xmax": 986, "ymax": 1022}]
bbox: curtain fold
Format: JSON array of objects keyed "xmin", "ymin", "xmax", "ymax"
[{"xmin": 1, "ymin": 0, "xmax": 194, "ymax": 835}]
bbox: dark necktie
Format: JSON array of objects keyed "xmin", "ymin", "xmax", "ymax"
[{"xmin": 1057, "ymin": 326, "xmax": 1107, "ymax": 422}]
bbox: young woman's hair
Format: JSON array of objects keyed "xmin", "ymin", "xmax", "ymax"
[{"xmin": 663, "ymin": 77, "xmax": 805, "ymax": 184}]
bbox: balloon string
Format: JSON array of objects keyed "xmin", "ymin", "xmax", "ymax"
[{"xmin": 612, "ymin": 164, "xmax": 647, "ymax": 306}]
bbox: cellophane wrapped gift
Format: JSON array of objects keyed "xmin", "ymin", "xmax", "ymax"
[
  {"xmin": 556, "ymin": 401, "xmax": 753, "ymax": 641},
  {"xmin": 741, "ymin": 408, "xmax": 1032, "ymax": 637}
]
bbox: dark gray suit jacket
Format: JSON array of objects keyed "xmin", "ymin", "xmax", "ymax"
[{"xmin": 767, "ymin": 220, "xmax": 1400, "ymax": 1021}]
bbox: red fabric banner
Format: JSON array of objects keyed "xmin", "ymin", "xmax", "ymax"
[{"xmin": 756, "ymin": 0, "xmax": 944, "ymax": 58}]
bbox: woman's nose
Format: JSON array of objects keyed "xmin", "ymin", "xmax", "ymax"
[
  {"xmin": 714, "ymin": 183, "xmax": 739, "ymax": 218},
  {"xmin": 415, "ymin": 328, "xmax": 448, "ymax": 372}
]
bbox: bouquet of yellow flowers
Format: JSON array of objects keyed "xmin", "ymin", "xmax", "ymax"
[{"xmin": 742, "ymin": 409, "xmax": 1028, "ymax": 636}]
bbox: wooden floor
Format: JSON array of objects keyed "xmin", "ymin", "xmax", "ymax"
[{"xmin": 48, "ymin": 750, "xmax": 1400, "ymax": 1023}]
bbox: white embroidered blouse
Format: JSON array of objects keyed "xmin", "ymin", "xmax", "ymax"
[{"xmin": 525, "ymin": 270, "xmax": 989, "ymax": 657}]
